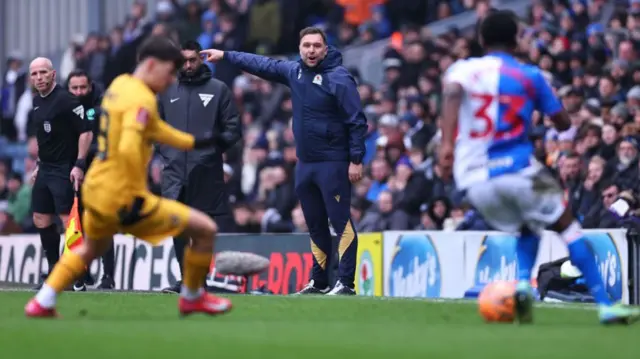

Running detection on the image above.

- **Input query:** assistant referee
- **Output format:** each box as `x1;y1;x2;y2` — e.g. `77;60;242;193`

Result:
66;69;116;290
29;57;93;289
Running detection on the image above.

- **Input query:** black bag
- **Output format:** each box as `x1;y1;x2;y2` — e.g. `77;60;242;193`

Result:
537;257;594;302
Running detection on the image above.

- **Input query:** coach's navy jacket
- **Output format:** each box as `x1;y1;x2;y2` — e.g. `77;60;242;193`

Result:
224;47;367;163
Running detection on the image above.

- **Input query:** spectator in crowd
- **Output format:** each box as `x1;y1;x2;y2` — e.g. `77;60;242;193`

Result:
1;51;27;141
358;190;410;232
59;35;86;84
0;172;32;234
176;1;204;43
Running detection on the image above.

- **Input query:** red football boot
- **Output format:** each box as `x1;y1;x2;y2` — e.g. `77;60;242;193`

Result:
25;299;59;318
179;293;232;317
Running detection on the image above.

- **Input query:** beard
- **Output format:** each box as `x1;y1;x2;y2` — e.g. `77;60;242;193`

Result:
566;103;580;113
181;68;197;77
618;155;635;167
180;64;205;79
76;92;92;107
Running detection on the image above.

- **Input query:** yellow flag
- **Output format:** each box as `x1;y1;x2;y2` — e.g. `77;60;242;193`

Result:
64;197;83;253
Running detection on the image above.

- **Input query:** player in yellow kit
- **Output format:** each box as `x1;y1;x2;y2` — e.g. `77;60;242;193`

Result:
25;36;232;318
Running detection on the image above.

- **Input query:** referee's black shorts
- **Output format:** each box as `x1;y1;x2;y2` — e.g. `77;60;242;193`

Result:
31;165;75;215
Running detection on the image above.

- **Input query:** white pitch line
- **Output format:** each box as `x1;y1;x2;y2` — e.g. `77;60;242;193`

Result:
0;286;598;311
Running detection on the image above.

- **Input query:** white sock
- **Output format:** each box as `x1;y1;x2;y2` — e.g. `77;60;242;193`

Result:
560;220;583;244
35;284;57;309
180;286;203;301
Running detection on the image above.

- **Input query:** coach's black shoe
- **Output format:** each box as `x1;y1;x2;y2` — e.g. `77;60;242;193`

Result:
162;280;182;294
294;280;330;295
326;281;356;296
97;275;115;290
73;280;87;292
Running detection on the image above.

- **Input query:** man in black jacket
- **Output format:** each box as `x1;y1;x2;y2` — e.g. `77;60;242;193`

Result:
157;40;242;294
66;69;115;290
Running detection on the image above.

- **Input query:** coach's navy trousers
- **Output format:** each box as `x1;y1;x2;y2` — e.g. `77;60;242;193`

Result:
295;160;358;288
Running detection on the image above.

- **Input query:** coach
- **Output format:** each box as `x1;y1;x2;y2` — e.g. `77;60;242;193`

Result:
157;40;241;294
65;69;115;290
29;57;92;289
201;27;367;295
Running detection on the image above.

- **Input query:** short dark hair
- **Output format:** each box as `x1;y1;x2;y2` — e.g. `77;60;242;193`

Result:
67;69;91;84
563;151;581;161
299;27;327;45
182;40;202;53
600;179;619;192
480;10;519;50
219;12;237;23
585;123;603;138
600;74;617;85
137;35;184;69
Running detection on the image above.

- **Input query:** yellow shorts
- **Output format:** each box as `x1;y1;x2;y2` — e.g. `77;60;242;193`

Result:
83;192;191;245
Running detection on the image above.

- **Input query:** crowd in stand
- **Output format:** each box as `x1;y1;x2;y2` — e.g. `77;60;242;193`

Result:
1;0;639;235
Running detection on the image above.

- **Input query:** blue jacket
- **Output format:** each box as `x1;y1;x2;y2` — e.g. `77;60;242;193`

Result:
224;47;367;163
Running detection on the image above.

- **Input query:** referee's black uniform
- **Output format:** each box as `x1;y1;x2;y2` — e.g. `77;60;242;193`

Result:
32;84;92;279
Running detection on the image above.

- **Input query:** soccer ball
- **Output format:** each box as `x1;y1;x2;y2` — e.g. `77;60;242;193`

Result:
478;281;516;323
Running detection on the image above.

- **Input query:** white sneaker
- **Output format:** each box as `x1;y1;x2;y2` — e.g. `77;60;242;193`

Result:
327;281;356;296
294;280;331;295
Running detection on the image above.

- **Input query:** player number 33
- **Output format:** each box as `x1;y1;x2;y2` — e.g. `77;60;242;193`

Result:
469;93;526;140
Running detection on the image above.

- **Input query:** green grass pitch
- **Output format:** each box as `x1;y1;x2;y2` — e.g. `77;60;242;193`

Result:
0;291;637;358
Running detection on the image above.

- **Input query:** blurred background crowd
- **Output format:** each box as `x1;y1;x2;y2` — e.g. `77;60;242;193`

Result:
0;0;638;235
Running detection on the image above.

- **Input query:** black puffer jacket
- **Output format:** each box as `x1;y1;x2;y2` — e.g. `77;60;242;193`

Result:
157;65;241;215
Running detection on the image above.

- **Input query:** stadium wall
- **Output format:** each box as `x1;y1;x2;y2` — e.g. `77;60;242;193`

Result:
1;0;92;69
0;229;632;303
0;0;211;74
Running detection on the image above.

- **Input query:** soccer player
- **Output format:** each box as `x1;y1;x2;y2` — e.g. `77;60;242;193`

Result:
440;10;639;325
25;36;232;318
66;69;116;290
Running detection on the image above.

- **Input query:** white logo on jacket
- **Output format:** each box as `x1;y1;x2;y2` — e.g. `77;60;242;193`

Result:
312;75;322;85
72;105;85;119
199;93;214;107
